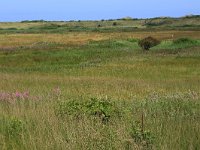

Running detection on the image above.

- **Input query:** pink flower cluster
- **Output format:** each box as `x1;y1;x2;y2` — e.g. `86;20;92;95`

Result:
0;91;30;103
0;87;62;104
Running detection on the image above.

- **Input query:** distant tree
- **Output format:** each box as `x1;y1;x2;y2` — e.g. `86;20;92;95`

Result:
138;36;160;50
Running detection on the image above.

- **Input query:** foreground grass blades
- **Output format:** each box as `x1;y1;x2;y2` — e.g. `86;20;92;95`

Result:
0;93;200;149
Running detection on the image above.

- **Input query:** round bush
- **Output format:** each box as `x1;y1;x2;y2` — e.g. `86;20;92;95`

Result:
138;36;160;50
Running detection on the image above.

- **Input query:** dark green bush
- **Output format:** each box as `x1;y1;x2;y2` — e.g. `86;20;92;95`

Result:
113;22;117;26
97;24;102;28
138;36;160;50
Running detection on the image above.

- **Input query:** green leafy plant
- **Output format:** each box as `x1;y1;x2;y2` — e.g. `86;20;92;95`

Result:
55;98;121;122
84;98;114;122
138;36;160;50
130;121;154;148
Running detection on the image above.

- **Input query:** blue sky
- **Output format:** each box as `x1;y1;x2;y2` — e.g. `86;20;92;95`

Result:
1;0;199;21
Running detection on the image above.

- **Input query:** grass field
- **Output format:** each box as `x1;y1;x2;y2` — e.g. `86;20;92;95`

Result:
0;19;200;149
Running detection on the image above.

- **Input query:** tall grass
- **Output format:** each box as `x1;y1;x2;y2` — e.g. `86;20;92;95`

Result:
0;91;200;149
0;31;200;149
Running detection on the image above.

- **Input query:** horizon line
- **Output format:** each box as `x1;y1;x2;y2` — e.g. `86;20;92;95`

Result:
1;14;199;23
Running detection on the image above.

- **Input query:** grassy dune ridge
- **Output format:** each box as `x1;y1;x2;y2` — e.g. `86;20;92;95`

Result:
0;16;200;33
0;20;200;149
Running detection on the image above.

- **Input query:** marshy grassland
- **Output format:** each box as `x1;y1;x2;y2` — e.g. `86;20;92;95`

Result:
0;18;200;150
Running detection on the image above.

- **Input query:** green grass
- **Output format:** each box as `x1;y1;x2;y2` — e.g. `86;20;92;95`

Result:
0;34;200;149
152;38;200;51
0;38;200;73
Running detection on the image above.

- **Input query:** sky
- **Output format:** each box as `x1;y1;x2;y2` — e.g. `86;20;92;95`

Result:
0;0;200;21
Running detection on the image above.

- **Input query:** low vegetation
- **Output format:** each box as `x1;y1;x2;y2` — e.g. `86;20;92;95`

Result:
0;19;200;149
173;37;198;45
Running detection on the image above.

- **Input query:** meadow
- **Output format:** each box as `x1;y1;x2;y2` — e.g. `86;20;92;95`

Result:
0;18;200;150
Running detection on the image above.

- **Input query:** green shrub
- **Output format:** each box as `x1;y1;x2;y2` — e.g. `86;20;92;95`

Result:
138;36;160;50
84;98;115;122
55;100;83;117
173;38;197;45
0;117;24;138
55;98;121;122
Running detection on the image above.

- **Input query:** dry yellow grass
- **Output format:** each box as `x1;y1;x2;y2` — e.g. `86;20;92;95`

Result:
0;20;143;29
0;22;48;29
0;31;200;49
